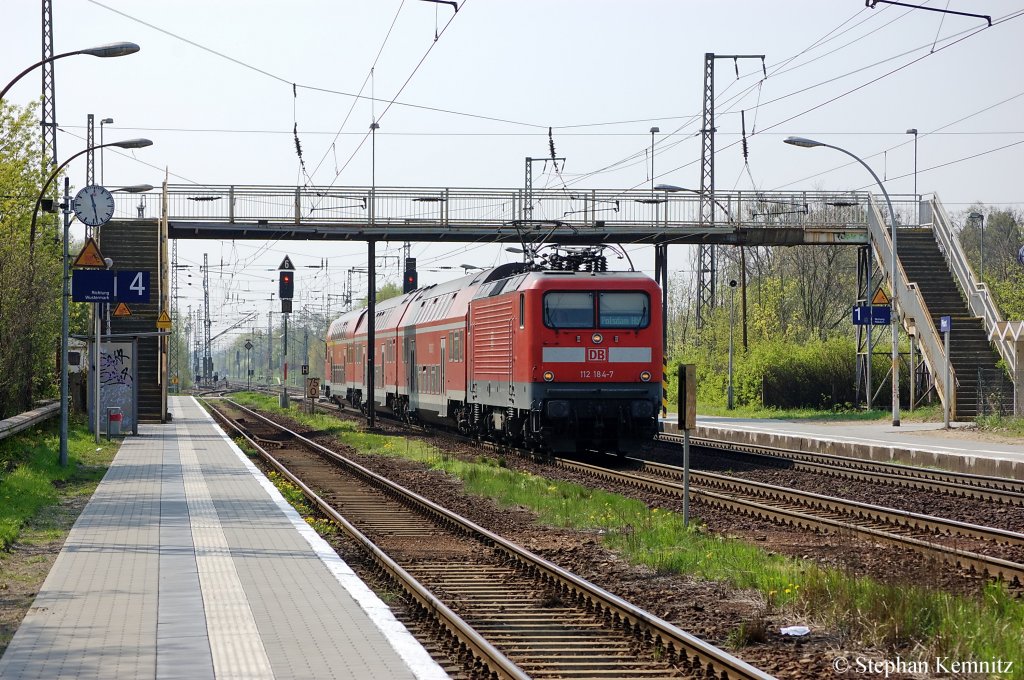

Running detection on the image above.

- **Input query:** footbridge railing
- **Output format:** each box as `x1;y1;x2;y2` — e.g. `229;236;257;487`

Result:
118;185;877;245
927;196;1015;376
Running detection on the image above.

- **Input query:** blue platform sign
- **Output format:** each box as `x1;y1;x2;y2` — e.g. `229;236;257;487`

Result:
871;305;891;325
72;270;150;303
940;315;952;333
115;271;151;303
72;270;114;302
852;305;891;326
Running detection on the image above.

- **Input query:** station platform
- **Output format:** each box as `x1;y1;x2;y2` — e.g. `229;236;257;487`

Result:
661;415;1024;480
0;396;448;680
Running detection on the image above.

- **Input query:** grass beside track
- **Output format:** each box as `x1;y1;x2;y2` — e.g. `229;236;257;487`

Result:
696;402;945;422
0;415;119;550
230;392;1024;674
977;414;1024;437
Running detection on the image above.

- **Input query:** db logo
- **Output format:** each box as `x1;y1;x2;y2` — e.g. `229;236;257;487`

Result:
587;348;608;361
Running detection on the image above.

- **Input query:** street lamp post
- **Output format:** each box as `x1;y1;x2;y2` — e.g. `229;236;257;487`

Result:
47;138;153;466
969;211;985;283
1;42;140;100
649;126;660;194
906;128;918;201
100;118;114;184
785;136;901;426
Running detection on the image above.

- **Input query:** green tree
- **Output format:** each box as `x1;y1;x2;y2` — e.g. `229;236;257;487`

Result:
0;101;63;416
358;281;403;307
957;207;1024;320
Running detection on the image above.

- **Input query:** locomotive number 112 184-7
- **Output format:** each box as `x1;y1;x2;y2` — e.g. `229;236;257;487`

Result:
580;369;615;379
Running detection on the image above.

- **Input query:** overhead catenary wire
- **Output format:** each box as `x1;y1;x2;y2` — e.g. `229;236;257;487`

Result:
85;0;545;131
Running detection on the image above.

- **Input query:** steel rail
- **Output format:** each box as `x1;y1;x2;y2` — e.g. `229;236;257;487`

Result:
633;457;1024;548
209;398;775;680
555;458;1024;587
659;432;1024;504
205;399;531;680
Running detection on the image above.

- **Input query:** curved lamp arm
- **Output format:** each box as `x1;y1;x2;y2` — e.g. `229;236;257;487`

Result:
1;43;139;100
30;138;153;249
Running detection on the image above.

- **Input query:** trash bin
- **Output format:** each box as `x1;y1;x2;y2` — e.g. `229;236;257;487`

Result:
107;407;123;439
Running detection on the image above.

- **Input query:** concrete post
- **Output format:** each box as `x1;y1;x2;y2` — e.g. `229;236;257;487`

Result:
1014;339;1023;417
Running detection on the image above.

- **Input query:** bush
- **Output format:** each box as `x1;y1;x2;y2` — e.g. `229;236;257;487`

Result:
668;336;897;410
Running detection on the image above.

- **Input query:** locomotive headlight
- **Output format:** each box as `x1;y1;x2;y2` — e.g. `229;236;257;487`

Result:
639;370;652;382
543;370;555;382
547;400;570;418
591;333;603;344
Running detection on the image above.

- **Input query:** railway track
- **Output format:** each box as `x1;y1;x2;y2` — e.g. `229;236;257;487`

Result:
230;389;1024;586
659;432;1024;506
554;457;1024;588
204;397;772;680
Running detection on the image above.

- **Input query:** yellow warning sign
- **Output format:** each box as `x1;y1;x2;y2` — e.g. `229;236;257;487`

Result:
171;375;179;385
113;302;132;317
156;309;172;329
871;289;890;306
72;237;105;268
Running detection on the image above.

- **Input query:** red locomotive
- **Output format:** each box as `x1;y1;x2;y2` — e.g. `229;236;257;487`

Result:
324;251;662;454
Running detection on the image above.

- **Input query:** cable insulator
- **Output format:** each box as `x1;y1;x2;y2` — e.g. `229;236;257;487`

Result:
740;110;749;161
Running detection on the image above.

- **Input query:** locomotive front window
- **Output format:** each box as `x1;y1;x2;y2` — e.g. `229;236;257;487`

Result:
543;292;594;328
599;292;650;328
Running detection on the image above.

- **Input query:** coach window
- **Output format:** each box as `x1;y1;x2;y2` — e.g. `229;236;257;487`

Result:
598;291;650;329
543;291;594;329
519;294;525;329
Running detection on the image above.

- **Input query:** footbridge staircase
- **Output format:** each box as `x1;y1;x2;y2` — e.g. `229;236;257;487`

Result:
869;197;1020;418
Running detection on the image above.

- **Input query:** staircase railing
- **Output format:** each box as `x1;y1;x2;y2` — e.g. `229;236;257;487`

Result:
927;196;1015;376
867;196;955;413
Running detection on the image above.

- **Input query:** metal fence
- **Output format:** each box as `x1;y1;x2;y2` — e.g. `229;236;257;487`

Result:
976;367;1015;416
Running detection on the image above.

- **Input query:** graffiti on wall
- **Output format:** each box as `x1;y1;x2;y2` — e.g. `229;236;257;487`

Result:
100;347;134;387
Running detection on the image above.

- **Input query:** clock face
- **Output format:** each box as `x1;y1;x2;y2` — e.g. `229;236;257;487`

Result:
72;185;116;227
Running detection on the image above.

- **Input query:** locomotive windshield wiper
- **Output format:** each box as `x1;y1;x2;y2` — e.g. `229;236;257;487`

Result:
635;304;648;329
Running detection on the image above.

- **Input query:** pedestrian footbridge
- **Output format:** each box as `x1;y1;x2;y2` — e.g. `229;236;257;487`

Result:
106;185;1018;419
125;185;884;245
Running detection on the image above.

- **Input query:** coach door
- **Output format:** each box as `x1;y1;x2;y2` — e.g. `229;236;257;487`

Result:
440;337;446;402
407;340;416;396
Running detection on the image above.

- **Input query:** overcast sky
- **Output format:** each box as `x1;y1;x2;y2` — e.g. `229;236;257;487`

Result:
6;0;1023;341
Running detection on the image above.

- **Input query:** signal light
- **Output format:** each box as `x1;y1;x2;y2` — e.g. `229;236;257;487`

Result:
543;370;555;382
279;271;294;299
403;269;418;293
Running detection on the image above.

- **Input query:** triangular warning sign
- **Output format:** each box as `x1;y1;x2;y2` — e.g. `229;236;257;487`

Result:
156;309;172;329
113;302;132;317
279;255;294;271
72;238;105;268
871;289;890;306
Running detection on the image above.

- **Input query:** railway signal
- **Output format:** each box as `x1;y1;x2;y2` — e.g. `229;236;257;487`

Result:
403;257;418;293
279;271;294;300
